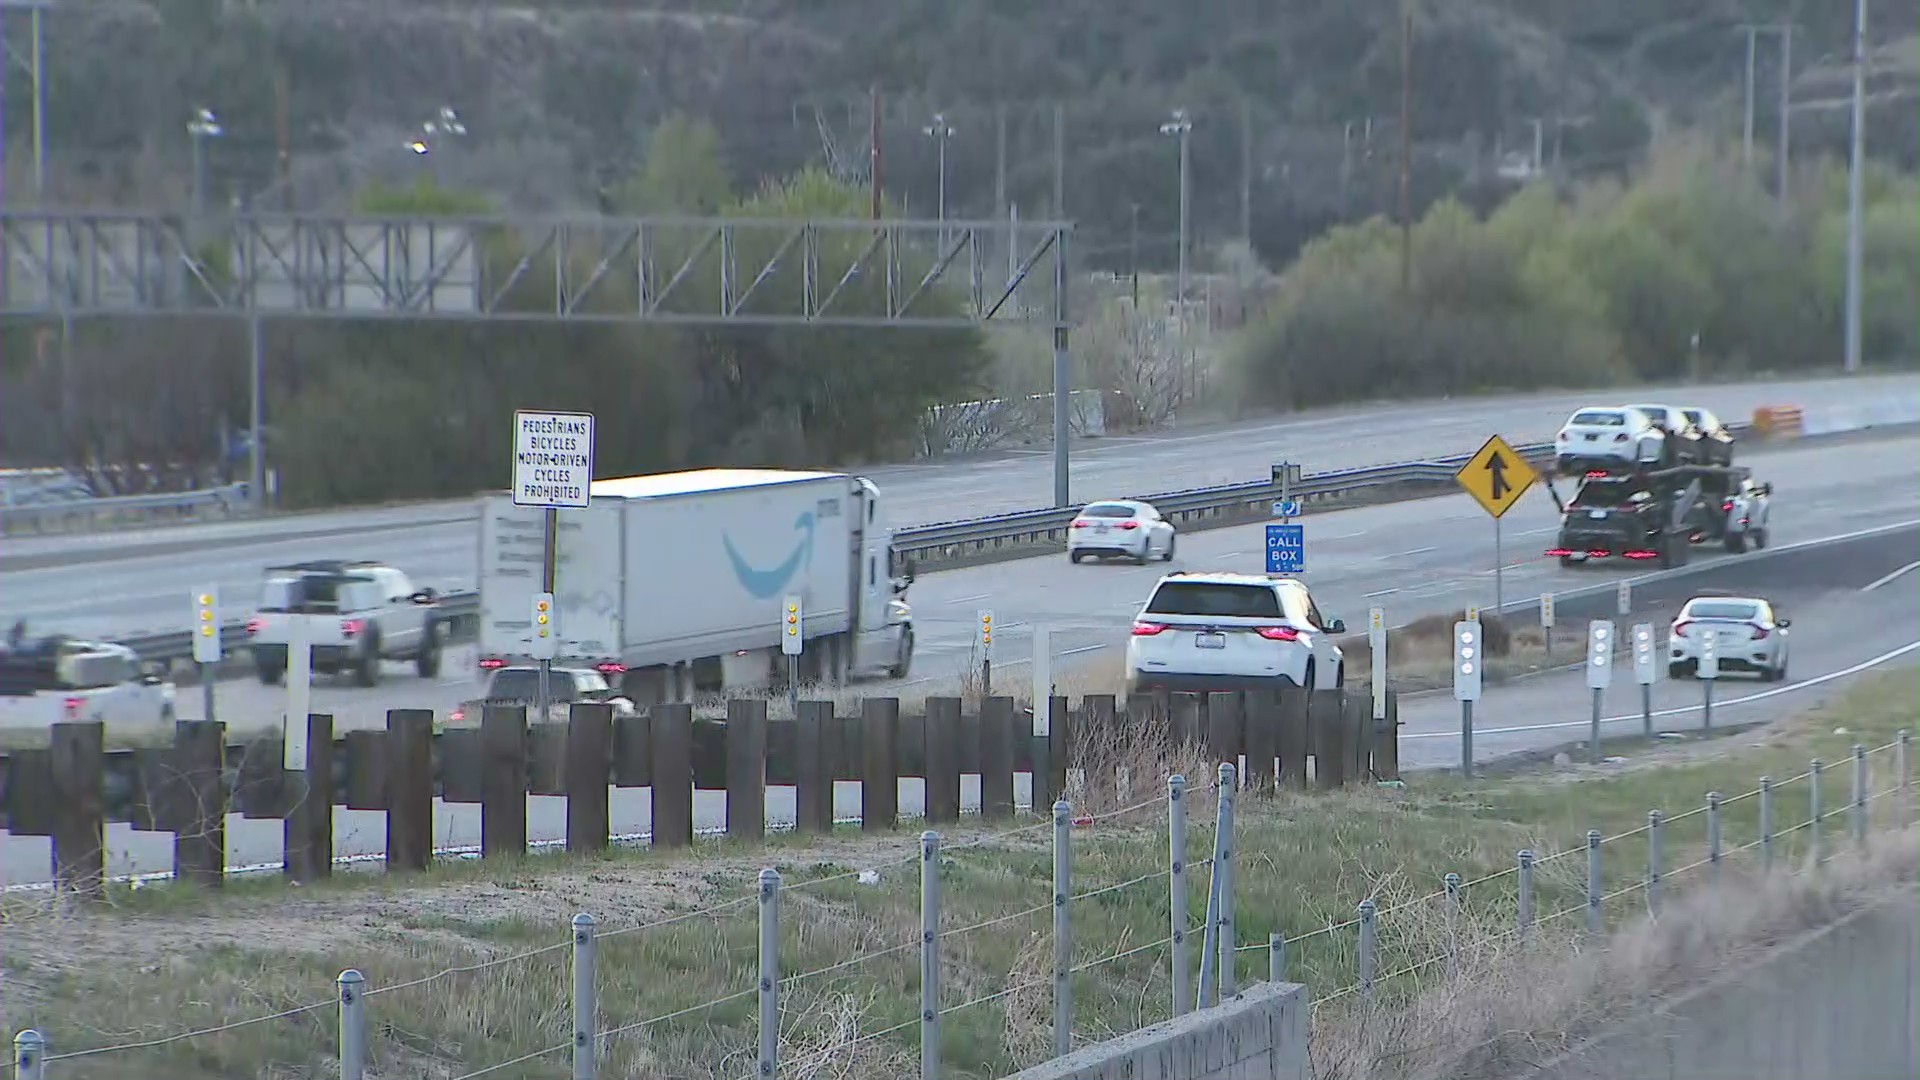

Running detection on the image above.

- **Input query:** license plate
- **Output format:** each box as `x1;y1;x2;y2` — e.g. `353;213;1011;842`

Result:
1093;525;1108;534
1585;433;1598;441
1194;632;1226;650
1588;509;1606;519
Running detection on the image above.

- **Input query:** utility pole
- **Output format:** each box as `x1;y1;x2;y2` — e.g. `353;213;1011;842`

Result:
1159;109;1193;312
1239;98;1253;244
1529;118;1544;176
1339;121;1353;218
1776;23;1793;205
1398;2;1414;292
923;113;954;243
1052;101;1065;221
1738;24;1762;169
994;102;1007;225
1843;0;1868;374
274;60;292;209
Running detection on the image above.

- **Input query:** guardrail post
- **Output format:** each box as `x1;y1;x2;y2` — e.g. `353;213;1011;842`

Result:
1444;872;1461;981
13;1030;45;1080
573;913;598;1080
1167;775;1190;1016
1809;760;1824;866
1585;830;1602;936
1851;744;1867;845
1706;793;1722;883
1646;811;1663;915
1268;932;1286;984
338;969;366;1080
1357;898;1377;1002
1052;799;1072;1058
921;832;942;1080
758;869;780;1080
1759;776;1775;871
1216;761;1237;1001
1516;850;1535;940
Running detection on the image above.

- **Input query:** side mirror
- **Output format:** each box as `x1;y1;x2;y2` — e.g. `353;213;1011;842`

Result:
1776;618;1791;628
410;589;437;604
1326;618;1347;635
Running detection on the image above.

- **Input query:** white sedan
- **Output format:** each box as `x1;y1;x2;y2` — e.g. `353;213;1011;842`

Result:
1067;500;1176;565
1554;407;1668;475
1668;595;1791;681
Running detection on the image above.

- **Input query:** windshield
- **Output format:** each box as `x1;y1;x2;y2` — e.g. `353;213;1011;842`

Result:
1684;601;1760;621
1082;503;1135;519
1570;410;1624;427
1145;582;1281;618
259;574;359;613
1569;482;1643;508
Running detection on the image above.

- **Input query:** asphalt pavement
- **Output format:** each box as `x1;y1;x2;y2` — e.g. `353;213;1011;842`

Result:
2;435;1914;885
4;372;1912;642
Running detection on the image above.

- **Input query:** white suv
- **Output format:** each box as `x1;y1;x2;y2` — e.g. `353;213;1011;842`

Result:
1124;572;1346;694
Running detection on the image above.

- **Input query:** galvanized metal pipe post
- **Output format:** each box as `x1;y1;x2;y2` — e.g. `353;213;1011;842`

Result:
1759;777;1775;871
1585;830;1602;936
1646;811;1663;914
1268;933;1286;983
1898;729;1910;790
757;870;780;1080
1706;793;1722;883
12;1030;45;1080
1444;872;1461;980
1851;744;1868;844
1516;850;1534;939
920;831;942;1080
1167;775;1191;1016
1460;699;1474;778
573;913;597;1080
1216;761;1238;1000
1357;899;1377;1002
1589;687;1604;764
338;969;367;1080
1810;759;1824;865
1052;799;1072;1058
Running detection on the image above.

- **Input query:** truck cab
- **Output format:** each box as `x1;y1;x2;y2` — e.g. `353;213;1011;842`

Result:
0;636;175;728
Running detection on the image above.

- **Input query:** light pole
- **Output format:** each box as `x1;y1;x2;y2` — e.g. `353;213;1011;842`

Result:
0;0;51;201
407;106;467;184
187;107;223;217
1843;0;1868;374
923;113;954;243
1158;109;1192;315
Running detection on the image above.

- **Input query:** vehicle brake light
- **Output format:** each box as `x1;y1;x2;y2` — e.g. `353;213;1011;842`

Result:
1131;622;1169;636
1117;521;1140;530
1585;470;1609;478
1070;520;1088;529
449;708;467;723
1255;626;1300;641
1739;517;1750;525
1722;500;1735;512
1544;547;1574;557
62;695;85;718
1623;550;1660;560
342;618;365;638
595;662;627;674
1589;549;1612;558
478;656;507;670
1750;625;1770;640
1673;620;1693;637
245;617;264;634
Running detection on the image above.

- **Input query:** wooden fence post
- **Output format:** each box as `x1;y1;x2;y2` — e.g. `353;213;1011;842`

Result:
50;721;105;899
651;703;694;849
979;696;1016;821
386;710;435;872
794;700;835;834
566;703;614;852
283;713;334;883
924;697;962;824
481;705;529;857
726;699;768;843
172;719;227;889
861;698;900;831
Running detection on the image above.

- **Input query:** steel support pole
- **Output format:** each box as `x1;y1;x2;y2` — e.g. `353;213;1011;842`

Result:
1216;761;1237;1000
921;832;942;1079
30;4;45;200
337;969;367;1080
1777;25;1793;205
1842;0;1869;374
573;913;598;1080
537;507;558;720
1051;800;1072;1058
757;870;780;1080
1168;775;1191;1016
1051;225;1071;508
248;310;265;511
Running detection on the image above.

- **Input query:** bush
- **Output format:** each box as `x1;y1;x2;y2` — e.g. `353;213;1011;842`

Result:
1230;140;1920;409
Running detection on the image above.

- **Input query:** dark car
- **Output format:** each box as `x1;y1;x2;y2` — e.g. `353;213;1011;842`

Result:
1545;475;1691;569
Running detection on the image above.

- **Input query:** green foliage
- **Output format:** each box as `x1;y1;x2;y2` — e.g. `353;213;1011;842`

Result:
1229;142;1918;410
606;112;733;216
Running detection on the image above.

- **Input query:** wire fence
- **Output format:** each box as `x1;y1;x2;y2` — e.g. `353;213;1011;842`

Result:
5;735;1911;1079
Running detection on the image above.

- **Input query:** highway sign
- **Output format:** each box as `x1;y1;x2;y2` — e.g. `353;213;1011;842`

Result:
1456;434;1536;519
512;410;596;509
1265;524;1305;574
1271;499;1301;519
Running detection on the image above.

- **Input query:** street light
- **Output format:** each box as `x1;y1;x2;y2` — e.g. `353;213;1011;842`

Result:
923;113;955;240
407;106;467;155
187;107;224;216
1158;109;1193;314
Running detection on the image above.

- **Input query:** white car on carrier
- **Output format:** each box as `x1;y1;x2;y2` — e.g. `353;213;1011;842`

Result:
1668;595;1791;681
1067;500;1177;565
1124;572;1346;694
1554;407;1668;475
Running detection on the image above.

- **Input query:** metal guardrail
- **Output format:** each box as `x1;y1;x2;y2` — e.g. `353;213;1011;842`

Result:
0;483;251;535
116;421;1788;667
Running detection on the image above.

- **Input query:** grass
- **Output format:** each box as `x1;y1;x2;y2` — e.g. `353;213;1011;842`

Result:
1;664;1913;1078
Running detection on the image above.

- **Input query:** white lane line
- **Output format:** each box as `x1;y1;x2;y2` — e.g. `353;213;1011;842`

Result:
1862;561;1920;593
1365;588;1398;598
1404;640;1920;740
947;593;990;605
1386;546;1436;558
1219;551;1246;558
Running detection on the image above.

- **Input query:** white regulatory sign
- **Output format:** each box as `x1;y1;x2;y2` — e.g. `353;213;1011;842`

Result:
512;410;596;510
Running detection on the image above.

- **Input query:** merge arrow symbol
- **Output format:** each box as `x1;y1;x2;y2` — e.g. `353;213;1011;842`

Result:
1484;451;1511;502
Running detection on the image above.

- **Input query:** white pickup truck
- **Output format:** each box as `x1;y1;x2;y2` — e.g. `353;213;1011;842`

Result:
0;636;176;728
244;560;445;686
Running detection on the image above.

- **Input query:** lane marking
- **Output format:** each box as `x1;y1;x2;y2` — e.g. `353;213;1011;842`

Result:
1387;546;1436;558
1863;561;1920;593
1365;588;1398;598
1403;640;1920;740
947;593;990;605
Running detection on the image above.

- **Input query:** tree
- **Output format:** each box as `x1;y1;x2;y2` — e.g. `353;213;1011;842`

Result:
607;113;733;216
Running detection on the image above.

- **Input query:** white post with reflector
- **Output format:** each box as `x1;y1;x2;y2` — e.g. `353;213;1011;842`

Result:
977;609;994;696
1453;621;1481;778
1632;623;1656;738
1586;620;1614;762
1698;628;1719;732
285;615;310;771
192;586;221;724
1368;607;1387;722
1540;592;1555;664
781;594;803;714
531;591;556;723
1616;581;1631;617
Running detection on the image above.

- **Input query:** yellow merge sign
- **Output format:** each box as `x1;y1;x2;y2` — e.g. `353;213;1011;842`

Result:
1456;434;1537;519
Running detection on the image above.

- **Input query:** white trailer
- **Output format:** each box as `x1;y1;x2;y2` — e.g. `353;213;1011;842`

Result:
478;468;914;702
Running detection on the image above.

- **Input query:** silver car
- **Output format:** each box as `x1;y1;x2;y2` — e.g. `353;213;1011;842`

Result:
1067;500;1177;565
1668;595;1791;681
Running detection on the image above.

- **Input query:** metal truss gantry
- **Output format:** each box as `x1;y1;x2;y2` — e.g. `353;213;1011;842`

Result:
1;209;1079;507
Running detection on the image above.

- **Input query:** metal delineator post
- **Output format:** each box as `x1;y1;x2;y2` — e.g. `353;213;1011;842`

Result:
337;969;367;1080
573;913;598;1080
1707;793;1723;882
1759;777;1775;871
1585;830;1602;936
1516;849;1535;939
1168;775;1191;1016
1052;800;1072;1057
12;1030;45;1080
1444;872;1461;981
1357;898;1377;1002
921;831;942;1080
757;870;780;1080
1216;761;1238;1000
1646;810;1664;914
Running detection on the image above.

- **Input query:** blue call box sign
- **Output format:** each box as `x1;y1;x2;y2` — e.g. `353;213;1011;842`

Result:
1265;524;1305;574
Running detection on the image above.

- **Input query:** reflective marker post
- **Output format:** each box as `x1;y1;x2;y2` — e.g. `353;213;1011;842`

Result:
1540;591;1555;665
1586;621;1614;763
1453;621;1482;778
1631;623;1656;739
192;586;222;724
1698;631;1719;731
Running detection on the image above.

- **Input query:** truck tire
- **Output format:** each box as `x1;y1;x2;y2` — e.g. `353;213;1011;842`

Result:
416;626;442;678
1724;531;1748;555
889;628;913;679
354;632;381;687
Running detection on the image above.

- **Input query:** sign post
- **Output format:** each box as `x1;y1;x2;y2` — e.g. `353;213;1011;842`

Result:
977;610;995;696
1585;620;1614;763
1368;607;1387;722
1455;434;1536;621
1632;623;1657;738
192;587;221;724
1453;621;1482;778
1698;632;1719;731
512;409;596;722
1265;524;1305;576
286;616;310;772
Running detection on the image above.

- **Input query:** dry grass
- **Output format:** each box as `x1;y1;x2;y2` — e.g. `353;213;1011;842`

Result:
0;665;1911;1078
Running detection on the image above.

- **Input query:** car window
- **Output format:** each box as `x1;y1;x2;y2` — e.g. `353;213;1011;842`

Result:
1082;503;1136;519
1636;406;1668;423
260;575;345;613
1684;600;1760;621
1570;410;1624;426
1144;582;1281;618
1277;585;1324;629
486;669;579;704
1570;482;1639;507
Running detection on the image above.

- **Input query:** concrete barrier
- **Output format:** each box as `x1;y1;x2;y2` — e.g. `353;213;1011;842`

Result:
998;980;1310;1080
1519;891;1920;1080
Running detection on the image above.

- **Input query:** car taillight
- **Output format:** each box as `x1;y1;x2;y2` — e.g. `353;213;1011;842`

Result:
478;657;507;670
1613;433;1629;442
1070;520;1089;529
1673;620;1692;638
1118;520;1140;530
342;618;365;638
62;695;85;718
1131;622;1169;636
595;662;627;674
1722;500;1734;512
245;617;264;634
1255;626;1300;641
1544;547;1574;557
449;708;467;723
1750;625;1770;640
1585;470;1609;478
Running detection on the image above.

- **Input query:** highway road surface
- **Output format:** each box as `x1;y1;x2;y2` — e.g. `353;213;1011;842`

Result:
4;372;1912;643
1;435;1914;885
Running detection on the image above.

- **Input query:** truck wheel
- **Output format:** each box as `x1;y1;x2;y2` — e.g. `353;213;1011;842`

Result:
1753;528;1767;550
416;629;442;678
1724;531;1747;555
354;634;381;687
889;628;913;679
1295;659;1316;690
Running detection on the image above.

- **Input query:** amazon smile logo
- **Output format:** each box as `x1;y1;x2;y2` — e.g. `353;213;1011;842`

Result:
723;510;817;599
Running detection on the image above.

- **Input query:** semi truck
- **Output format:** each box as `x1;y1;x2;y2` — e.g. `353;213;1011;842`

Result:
477;468;916;703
